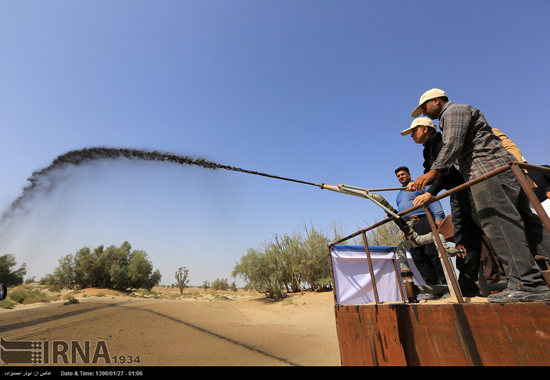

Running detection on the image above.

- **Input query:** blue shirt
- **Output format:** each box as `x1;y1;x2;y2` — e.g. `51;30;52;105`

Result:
396;188;445;221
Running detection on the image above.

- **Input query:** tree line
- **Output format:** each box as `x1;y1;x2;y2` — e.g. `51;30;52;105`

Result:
1;217;402;298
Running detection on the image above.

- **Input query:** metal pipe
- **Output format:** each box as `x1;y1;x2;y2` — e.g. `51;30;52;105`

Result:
518;162;550;174
392;259;406;302
401;269;418;302
320;184;401;218
415;284;450;294
362;232;380;305
424;205;463;303
327;245;339;305
395;231;465;268
321;184;422;246
403;164;512;218
338;184;407;192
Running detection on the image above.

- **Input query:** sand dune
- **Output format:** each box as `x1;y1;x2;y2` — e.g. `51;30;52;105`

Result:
0;288;341;367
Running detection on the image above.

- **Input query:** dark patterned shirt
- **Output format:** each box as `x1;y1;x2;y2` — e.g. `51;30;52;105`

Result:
430;102;517;181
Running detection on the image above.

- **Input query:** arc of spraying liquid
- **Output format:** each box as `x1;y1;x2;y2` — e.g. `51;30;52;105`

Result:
1;147;321;223
1;147;403;224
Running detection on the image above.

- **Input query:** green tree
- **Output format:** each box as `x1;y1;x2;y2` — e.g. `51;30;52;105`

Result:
127;250;149;290
296;223;331;291
47;242;161;291
232;234;300;300
0;254;27;287
51;254;76;289
175;267;189;295
271;233;302;293
147;270;162;291
74;247;95;289
90;245;106;286
232;246;276;297
109;263;129;290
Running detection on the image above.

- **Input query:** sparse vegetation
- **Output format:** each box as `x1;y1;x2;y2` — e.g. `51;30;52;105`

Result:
282;298;295;306
0;283;288;310
0;299;16;309
0;285;53;308
212;294;230;301
211;278;229;291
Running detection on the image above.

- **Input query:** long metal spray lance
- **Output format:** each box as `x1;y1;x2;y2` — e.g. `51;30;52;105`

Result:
251;170;412;237
247;169;407;222
318;183;417;240
318;184;406;218
242;169;406;195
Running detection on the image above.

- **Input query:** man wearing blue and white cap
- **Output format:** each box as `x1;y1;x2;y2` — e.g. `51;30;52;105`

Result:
409;88;550;303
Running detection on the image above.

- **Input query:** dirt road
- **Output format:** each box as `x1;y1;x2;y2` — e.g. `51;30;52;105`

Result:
0;290;341;367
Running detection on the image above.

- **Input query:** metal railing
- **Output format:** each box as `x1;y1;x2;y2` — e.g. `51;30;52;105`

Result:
327;162;550;304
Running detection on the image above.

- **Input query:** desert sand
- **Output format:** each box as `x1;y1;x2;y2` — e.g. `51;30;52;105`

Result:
0;287;342;367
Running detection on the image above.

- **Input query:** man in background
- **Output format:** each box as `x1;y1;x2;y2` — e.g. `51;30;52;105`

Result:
395;166;447;299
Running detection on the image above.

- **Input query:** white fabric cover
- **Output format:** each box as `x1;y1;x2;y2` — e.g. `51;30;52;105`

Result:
330;245;426;305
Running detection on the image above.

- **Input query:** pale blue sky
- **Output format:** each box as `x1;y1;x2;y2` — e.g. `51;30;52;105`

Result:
1;1;548;286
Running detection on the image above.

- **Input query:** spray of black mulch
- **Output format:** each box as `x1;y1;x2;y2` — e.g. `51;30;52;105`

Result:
0;147;323;227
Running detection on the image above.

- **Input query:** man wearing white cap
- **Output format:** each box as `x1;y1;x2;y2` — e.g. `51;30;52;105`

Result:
402;117;486;297
409;89;550;303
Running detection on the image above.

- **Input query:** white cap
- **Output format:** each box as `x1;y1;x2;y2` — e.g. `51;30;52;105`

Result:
411;88;447;117
400;117;436;136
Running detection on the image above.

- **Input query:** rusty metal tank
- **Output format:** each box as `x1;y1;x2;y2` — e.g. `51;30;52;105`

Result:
333;301;550;366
